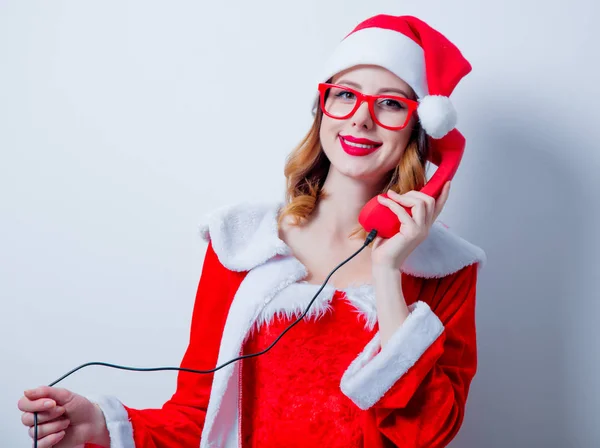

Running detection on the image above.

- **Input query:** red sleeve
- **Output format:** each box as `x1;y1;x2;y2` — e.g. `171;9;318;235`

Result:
341;263;479;447
85;241;245;448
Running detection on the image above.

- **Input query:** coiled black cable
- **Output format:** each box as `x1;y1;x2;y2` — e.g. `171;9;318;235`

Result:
32;229;377;447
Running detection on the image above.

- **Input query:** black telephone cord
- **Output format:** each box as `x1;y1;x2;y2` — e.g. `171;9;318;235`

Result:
32;230;377;447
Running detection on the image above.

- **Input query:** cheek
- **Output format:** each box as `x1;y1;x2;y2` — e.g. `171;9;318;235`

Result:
319;117;342;151
382;127;413;161
321;116;340;135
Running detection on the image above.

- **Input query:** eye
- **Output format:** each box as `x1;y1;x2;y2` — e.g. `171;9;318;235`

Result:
334;90;356;101
379;98;406;110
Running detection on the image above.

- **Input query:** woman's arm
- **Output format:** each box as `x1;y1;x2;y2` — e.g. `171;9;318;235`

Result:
371;263;411;347
341;263;479;447
85;241;245;448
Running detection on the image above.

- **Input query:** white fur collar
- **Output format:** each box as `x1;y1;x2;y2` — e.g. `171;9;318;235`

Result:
196;200;486;447
199;201;486;279
249;281;379;336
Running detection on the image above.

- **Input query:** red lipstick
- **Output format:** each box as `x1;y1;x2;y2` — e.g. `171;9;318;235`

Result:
338;134;382;156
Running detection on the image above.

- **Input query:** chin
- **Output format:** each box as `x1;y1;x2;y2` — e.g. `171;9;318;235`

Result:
322;139;396;182
331;157;383;182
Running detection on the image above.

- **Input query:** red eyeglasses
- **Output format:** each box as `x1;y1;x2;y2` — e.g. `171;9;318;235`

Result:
318;83;419;131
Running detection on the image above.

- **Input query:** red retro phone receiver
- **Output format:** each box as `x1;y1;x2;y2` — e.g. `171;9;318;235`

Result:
358;129;466;239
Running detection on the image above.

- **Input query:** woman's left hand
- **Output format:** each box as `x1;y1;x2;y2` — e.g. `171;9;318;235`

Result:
371;181;451;270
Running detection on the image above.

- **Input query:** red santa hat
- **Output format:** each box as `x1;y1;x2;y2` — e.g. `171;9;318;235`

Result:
316;14;472;139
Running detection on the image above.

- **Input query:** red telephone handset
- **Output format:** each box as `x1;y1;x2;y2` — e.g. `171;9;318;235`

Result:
358;129;466;238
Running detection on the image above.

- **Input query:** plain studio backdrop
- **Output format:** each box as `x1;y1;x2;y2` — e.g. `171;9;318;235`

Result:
1;1;599;446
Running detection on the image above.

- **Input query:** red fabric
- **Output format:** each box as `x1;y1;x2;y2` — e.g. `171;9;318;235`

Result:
240;291;377;447
86;244;479;448
347;15;472;96
84;241;246;448
365;263;479;447
240;263;478;448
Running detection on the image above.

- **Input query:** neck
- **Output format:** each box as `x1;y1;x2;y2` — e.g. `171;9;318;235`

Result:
308;167;382;243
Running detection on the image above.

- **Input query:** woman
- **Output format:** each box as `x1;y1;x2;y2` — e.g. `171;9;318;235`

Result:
18;14;486;448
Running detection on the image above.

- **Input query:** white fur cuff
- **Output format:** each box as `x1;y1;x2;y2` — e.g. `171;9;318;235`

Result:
340;301;444;410
86;395;135;448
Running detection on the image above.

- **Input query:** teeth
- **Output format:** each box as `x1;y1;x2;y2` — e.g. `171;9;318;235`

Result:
342;138;378;148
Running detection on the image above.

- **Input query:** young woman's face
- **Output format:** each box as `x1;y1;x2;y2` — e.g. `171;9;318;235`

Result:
319;65;417;183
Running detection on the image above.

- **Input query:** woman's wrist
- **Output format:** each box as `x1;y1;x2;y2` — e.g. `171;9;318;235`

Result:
371;261;403;279
89;403;111;447
371;261;409;347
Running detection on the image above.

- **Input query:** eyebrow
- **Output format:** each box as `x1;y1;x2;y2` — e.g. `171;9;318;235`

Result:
336;80;411;98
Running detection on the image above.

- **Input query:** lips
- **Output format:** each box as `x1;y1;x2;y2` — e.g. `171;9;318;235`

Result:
338;134;382;156
340;135;382;145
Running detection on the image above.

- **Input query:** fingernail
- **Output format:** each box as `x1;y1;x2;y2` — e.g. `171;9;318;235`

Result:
44;400;54;408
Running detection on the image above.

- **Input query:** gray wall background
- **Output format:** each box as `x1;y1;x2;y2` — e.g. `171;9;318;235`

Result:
1;0;599;446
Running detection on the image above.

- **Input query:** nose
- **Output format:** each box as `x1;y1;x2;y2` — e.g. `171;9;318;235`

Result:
351;100;374;130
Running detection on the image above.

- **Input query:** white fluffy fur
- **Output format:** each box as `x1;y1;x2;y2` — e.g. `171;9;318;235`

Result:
196;201;485;445
83;203;483;448
340;301;444;410
85;395;135;448
342;283;379;330
401;219;487;278
199;201;487;278
250;281;379;336
418;95;458;139
200;255;308;448
199;251;381;446
199;201;291;272
312;26;427;111
250;282;337;335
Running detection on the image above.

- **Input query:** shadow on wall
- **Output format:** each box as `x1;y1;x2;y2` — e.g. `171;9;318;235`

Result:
448;92;593;447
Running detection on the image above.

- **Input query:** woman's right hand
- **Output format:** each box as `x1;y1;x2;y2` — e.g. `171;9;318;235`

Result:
18;386;110;448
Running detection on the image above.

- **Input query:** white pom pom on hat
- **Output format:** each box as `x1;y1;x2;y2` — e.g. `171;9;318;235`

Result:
315;15;471;140
417;95;457;139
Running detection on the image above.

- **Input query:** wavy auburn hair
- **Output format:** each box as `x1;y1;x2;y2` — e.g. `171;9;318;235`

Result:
278;101;431;241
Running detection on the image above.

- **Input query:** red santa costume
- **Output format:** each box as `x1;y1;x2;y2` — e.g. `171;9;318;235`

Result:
85;14;487;448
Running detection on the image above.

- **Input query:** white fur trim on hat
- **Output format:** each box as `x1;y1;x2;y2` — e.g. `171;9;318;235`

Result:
319;27;428;98
417;95;457;139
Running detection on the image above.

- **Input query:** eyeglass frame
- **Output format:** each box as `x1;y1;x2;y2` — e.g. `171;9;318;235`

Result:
317;82;420;131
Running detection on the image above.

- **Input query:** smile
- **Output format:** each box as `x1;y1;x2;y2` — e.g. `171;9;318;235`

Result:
338;135;382;156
